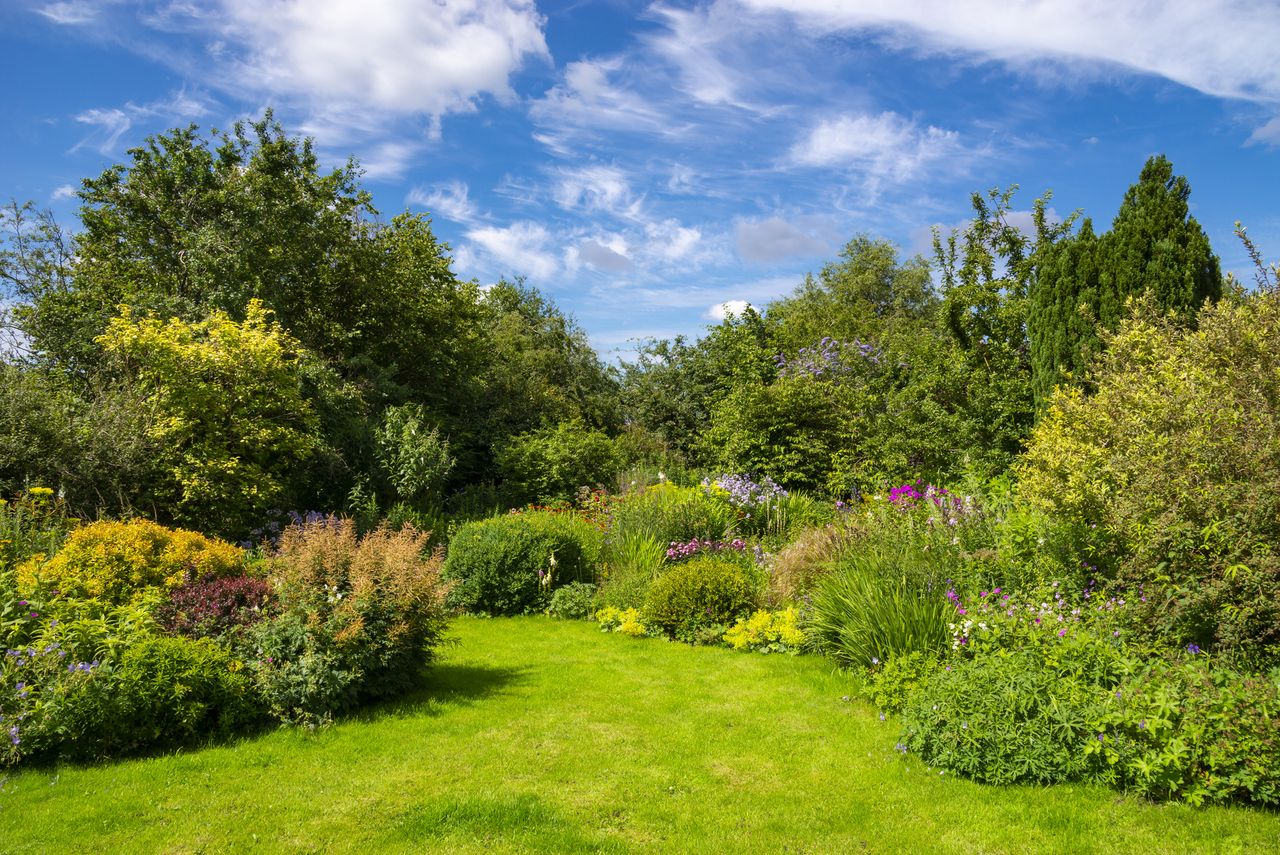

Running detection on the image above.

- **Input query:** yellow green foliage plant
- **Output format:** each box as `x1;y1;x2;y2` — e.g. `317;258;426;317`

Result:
97;301;324;538
723;608;806;654
593;605;648;637
17;519;243;605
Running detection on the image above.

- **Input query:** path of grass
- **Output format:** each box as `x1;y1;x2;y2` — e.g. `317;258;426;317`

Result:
2;617;1278;853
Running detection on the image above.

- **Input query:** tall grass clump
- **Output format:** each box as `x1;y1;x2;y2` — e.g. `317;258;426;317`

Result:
609;483;736;546
807;545;951;668
596;530;666;609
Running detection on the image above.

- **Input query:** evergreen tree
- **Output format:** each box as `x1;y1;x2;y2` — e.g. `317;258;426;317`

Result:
1029;218;1101;404
1098;155;1221;326
1027;156;1221;408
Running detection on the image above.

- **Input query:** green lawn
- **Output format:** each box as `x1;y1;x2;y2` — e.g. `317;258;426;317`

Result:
2;617;1277;854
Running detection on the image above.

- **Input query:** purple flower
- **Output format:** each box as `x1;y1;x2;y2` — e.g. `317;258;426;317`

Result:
1186;643;1202;654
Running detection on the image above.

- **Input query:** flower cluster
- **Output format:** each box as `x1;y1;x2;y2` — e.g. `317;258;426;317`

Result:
666;537;748;561
594;606;648;638
946;580;1129;652
775;337;883;379
244;509;329;548
703;474;787;509
886;481;976;526
723;608;805;654
2;641;98;759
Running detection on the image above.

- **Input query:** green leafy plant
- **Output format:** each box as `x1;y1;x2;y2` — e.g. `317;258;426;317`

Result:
442;511;601;616
641;556;760;642
547;582;597;620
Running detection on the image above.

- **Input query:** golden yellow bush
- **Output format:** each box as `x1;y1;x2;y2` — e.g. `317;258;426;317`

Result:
18;519;243;603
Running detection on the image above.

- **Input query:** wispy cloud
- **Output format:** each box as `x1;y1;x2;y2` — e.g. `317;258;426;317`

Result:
51;184;76;201
1246;116;1280;148
743;0;1280;103
462;220;560;281
407;180;481;225
790;111;963;182
35;1;98;25
70;90;210;155
735;215;833;262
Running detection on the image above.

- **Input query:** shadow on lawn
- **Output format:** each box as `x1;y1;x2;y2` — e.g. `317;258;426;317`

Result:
349;660;530;722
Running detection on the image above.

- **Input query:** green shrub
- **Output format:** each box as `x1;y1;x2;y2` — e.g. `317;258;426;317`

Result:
0;488;74;573
6;635;261;764
496;420;619;504
641;557;760;642
1018;292;1280;661
374;403;454;503
596;530;666;610
547;582;597;620
442;511;601;616
17;519;244;605
867;650;937;715
249;518;450;723
806;545;951;669
902;647;1110;786
610;483;737;546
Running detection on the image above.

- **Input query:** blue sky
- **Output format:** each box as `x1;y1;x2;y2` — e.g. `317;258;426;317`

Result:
3;0;1279;358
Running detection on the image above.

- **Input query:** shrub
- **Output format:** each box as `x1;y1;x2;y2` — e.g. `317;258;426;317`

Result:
867;650;937;716
156;574;273;641
374;403;454;503
902;646;1111;786
443;511;601;616
641;557;760;642
496;420;620;504
723;608;805;654
610;483;737;546
547;582;596;620
0;488;74;573
17;520;244;605
1018;292;1280;661
249;518;450;723
594;606;648;637
596;530;666;610
806;544;951;668
5;634;260;763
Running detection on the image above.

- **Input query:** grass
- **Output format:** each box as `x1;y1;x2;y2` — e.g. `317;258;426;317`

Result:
1;617;1278;854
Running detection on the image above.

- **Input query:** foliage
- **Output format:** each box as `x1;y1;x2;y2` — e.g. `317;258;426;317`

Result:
250;518;450;724
722;608;805;654
374;404;454;503
17;519;243;605
1018;291;1280;661
593;606;649;638
98;301;324;538
496;419;619;504
442;511;601;616
595;530;667;610
156;573;273;642
641;557;761;642
1029;156;1221;405
806;544;951;669
765;524;846;607
0;488;74;572
547;582;597;620
609;483;737;546
867;650;937;715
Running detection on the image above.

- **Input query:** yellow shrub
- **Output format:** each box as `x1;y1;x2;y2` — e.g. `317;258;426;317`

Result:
595;605;647;636
724;607;805;653
18;519;243;604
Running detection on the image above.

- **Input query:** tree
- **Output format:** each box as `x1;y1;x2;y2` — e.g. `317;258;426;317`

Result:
98;301;324;538
1027;156;1221;407
768;235;936;353
1097;155;1221;327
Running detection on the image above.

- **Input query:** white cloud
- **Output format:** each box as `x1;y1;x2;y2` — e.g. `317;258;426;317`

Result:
35;1;97;25
790;111;962;182
51;184;76;201
530;57;673;141
214;0;548;118
705;299;754;320
463;220;559;280
742;0;1280;103
71;108;131;155
643;219;703;263
1246;116;1280;147
407;180;480;224
70;91;211;155
735;216;828;262
552;165;642;217
357;141;420;180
